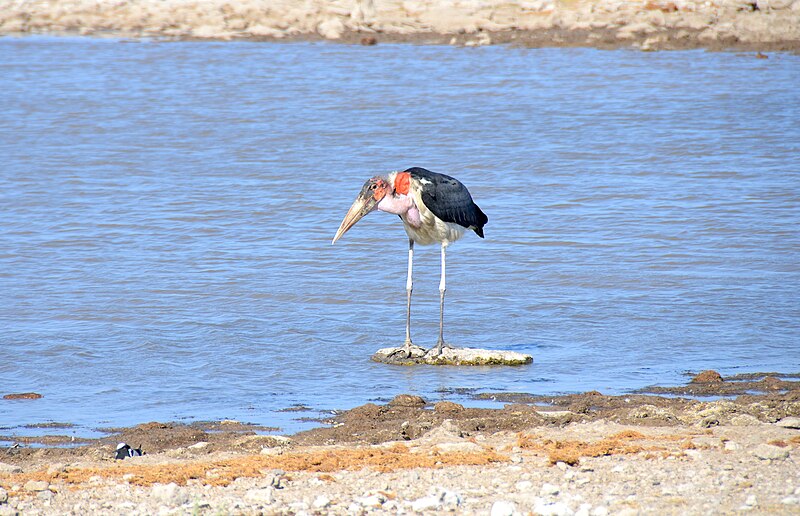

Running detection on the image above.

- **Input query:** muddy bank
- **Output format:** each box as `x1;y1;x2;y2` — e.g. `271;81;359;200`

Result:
1;371;799;514
1;0;799;51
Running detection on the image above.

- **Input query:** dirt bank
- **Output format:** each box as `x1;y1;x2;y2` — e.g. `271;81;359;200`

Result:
1;0;799;51
1;371;799;514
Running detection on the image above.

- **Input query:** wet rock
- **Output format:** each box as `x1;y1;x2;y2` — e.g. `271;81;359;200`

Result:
753;443;789;460
434;401;464;414
360;36;378;45
373;347;532;366
691;370;723;383
388;394;427;407
3;392;43;400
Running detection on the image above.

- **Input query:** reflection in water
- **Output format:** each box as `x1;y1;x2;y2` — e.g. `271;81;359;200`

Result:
1;38;799;435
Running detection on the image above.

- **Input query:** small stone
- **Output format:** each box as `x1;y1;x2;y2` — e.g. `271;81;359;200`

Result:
745;494;758;506
724;441;741;451
490;500;516;516
122;474;136;482
0;488;7;503
388;394;426;407
188;441;209;449
245;487;275;504
47;463;66;475
556;461;568;471
0;463;22;474
516;480;533;491
592;507;609;516
777;417;800;429
534;500;572;516
313;495;331;508
781;496;800;505
356;494;384;507
411;494;441;512
753;444;789;460
24;480;49;492
441;490;462;508
540;483;560;496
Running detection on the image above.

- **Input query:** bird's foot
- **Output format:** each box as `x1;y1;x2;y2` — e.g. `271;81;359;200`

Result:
426;340;456;357
389;341;426;360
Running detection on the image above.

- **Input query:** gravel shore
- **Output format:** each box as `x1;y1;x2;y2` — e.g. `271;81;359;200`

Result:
1;372;799;515
1;0;799;51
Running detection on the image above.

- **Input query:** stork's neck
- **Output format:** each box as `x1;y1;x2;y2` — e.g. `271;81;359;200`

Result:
377;191;414;215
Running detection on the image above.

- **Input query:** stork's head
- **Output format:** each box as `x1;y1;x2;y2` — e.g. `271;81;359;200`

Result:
332;176;391;244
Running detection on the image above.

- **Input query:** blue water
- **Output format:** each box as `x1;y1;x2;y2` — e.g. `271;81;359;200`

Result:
1;37;799;437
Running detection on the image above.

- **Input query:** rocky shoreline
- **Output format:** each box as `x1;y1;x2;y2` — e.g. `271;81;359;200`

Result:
1;0;799;51
1;371;799;514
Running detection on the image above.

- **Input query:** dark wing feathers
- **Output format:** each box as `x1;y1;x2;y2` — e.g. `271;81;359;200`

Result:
405;167;488;237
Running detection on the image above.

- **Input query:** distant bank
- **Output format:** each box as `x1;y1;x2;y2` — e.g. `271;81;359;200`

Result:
1;0;799;51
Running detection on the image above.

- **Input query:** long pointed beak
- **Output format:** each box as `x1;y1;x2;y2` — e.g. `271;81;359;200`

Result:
332;193;378;244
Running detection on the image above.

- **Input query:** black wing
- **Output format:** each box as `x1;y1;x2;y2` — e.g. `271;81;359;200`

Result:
406;167;488;238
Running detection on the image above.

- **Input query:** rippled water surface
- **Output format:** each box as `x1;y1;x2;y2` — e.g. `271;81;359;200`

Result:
1;37;799;436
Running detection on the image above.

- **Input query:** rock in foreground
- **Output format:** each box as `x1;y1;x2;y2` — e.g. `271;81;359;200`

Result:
372;346;532;366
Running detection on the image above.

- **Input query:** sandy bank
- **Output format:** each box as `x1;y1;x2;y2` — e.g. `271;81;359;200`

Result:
1;0;799;51
1;371;799;514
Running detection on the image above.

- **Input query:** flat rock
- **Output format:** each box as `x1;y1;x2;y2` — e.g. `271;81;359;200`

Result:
753;443;790;460
776;417;800;429
0;463;22;474
372;346;532;366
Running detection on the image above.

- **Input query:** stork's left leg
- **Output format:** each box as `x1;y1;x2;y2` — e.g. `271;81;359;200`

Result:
429;242;455;356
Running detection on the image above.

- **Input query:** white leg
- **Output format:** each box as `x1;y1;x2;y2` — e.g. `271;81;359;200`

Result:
432;242;448;354
404;239;414;348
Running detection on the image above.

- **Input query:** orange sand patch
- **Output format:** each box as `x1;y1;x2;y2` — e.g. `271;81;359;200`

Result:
517;430;681;466
3;444;507;489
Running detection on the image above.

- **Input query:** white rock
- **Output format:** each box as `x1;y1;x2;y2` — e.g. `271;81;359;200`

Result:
753;444;789;460
0;463;22;474
23;480;49;492
440;489;462;509
534;500;573;516
0;488;7;503
745;494;758;506
151;483;189;505
777;417;800;429
490;500;516;516
516;480;533;491
313;495;331;508
724;441;741;451
188;441;209;449
411;494;441;512
245;487;275;504
318;17;345;39
541;483;560;496
591;507;609;516
357;494;385;507
781;496;800;505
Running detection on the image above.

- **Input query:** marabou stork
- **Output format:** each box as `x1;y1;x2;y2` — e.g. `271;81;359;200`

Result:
332;167;488;358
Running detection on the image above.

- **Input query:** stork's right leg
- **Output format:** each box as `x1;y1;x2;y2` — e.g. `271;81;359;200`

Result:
391;239;424;359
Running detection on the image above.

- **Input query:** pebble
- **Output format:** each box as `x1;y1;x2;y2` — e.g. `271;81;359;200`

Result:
745;494;758;507
533;500;572;516
753;444;789;460
515;480;533;491
23;480;49;492
411;494;441;512
356;493;384;507
724;441;741;451
490;500;516;516
313;495;331;508
541;483;560;496
776;417;800;429
0;488;6;503
0;463;22;474
781;496;800;505
244;488;275;504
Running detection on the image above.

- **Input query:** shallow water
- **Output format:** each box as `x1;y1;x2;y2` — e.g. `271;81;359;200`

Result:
1;37;799;437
